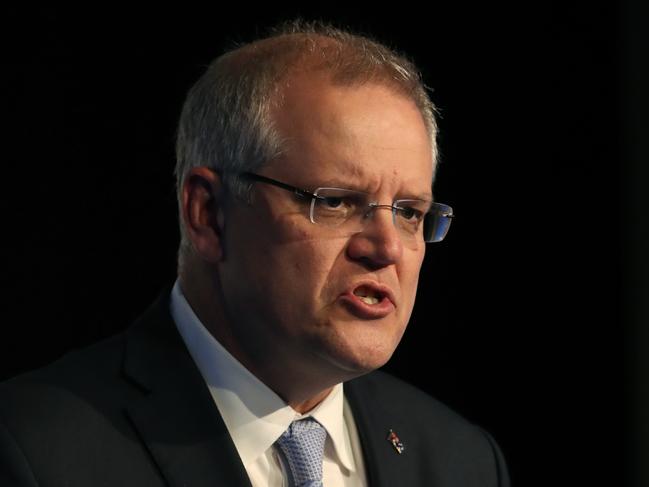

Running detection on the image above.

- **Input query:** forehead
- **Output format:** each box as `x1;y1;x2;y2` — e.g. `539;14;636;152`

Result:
270;74;435;195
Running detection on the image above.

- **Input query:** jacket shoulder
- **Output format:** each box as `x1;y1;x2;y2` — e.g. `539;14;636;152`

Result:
0;331;167;486
0;332;127;396
346;370;510;486
348;369;474;428
0;333;134;442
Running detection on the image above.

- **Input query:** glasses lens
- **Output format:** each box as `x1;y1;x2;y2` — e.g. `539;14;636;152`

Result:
311;188;453;243
423;203;453;242
311;188;368;228
393;199;432;238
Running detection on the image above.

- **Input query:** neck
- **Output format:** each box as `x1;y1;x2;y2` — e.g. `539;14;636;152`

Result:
289;388;334;414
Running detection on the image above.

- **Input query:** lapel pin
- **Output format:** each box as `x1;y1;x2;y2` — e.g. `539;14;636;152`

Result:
387;429;405;454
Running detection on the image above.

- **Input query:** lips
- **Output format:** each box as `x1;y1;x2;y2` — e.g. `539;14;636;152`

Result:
338;281;396;319
355;289;380;305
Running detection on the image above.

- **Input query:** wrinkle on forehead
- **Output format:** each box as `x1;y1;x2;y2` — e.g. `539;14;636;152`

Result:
268;75;434;198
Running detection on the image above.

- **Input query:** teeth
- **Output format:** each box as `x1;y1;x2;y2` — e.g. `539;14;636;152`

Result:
353;287;383;305
359;296;379;305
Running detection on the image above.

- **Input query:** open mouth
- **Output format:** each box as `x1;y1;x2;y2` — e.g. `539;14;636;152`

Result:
340;282;395;319
353;285;383;305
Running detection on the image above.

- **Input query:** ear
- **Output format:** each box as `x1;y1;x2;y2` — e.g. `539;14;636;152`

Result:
180;167;226;263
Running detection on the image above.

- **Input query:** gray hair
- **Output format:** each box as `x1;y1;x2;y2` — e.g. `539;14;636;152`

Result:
175;20;439;262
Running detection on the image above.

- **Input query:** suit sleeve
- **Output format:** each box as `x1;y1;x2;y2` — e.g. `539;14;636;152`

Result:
0;420;39;487
479;427;511;487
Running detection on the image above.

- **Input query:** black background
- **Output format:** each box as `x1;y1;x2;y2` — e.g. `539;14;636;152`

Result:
1;4;646;487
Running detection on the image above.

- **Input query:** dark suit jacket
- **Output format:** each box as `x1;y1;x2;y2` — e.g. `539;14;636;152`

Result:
0;292;509;486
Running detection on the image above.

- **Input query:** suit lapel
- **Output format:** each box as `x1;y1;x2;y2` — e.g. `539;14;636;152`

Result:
345;376;414;487
122;292;253;487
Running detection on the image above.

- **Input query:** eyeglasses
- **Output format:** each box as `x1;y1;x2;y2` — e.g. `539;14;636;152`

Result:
238;172;454;244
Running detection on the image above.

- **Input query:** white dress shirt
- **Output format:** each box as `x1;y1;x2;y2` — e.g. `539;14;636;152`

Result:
170;281;367;487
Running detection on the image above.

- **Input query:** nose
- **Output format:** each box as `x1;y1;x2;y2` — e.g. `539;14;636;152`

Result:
346;206;403;268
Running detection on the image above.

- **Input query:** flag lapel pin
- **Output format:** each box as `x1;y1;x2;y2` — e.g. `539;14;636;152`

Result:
387;429;405;454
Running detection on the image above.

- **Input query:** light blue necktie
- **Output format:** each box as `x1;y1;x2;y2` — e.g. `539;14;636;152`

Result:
275;418;327;487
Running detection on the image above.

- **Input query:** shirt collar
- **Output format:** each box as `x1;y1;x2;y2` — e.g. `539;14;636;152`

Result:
170;280;355;472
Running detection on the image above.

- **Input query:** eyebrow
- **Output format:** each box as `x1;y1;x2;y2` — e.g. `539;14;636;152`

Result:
313;181;433;202
404;192;434;202
312;160;433;200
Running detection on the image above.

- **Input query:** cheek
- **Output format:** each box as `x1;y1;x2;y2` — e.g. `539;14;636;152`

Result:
290;244;351;323
263;238;343;305
288;238;343;289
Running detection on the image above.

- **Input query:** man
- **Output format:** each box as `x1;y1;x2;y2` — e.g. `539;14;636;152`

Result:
0;22;509;486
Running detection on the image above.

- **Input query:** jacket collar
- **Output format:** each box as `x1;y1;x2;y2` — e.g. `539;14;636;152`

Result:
122;290;253;487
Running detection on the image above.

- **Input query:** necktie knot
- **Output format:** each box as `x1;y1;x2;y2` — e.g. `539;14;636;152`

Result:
275;418;327;487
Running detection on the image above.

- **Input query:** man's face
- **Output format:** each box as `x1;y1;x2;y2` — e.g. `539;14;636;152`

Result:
218;75;434;384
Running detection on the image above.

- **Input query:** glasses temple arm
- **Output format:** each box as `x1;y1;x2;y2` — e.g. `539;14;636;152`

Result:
240;172;324;200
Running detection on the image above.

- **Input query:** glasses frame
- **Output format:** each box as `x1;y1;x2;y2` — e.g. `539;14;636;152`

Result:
238;171;454;243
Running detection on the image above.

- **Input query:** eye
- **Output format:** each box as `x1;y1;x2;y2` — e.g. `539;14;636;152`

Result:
398;206;423;221
318;193;364;211
323;196;344;209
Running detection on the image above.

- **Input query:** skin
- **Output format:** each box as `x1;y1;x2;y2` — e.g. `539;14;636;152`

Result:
180;73;434;413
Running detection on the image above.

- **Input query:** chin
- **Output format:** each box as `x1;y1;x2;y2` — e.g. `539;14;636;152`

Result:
317;337;399;378
306;312;407;379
